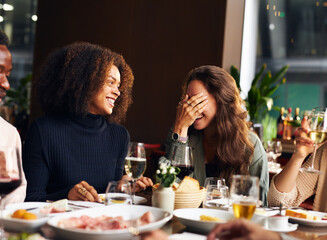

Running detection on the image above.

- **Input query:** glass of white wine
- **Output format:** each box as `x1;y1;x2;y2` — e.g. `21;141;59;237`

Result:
230;175;259;220
124;142;147;204
300;107;327;174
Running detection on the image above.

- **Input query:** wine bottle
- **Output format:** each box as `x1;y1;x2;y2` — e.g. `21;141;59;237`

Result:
292;107;301;139
277;107;285;138
282;107;293;140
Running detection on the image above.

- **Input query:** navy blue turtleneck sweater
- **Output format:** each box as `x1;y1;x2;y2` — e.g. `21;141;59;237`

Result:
23;114;129;202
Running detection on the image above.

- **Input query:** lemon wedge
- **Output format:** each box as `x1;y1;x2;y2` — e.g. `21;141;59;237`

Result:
200;215;223;222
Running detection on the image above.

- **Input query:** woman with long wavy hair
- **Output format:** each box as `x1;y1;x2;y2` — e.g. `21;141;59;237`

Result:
163;65;268;204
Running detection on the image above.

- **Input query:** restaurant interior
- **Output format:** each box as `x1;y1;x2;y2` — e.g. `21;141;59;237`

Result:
0;0;327;239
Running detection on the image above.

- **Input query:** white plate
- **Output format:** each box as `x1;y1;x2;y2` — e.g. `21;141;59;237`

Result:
48;205;172;240
98;193;147;205
264;223;298;233
6;201;103;216
1;208;49;232
173;208;234;233
284;210;327;227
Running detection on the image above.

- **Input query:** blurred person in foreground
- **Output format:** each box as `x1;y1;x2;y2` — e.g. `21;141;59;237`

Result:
0;29;27;204
161;65;268;205
140;219;284;240
268;116;327;212
207;218;286;240
23;42;152;202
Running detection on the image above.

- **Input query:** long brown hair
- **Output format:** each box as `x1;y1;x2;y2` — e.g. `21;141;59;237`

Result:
183;65;254;184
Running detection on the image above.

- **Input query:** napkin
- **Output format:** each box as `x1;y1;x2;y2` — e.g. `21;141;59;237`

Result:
169;232;207;240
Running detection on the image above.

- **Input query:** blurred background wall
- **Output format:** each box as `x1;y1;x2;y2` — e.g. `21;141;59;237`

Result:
2;0;327;144
29;0;244;144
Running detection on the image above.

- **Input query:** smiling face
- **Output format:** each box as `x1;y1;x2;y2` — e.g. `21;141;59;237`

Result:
0;45;12;104
88;65;121;115
187;80;217;130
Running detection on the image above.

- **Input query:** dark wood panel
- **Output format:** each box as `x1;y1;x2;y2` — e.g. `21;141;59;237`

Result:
31;0;227;144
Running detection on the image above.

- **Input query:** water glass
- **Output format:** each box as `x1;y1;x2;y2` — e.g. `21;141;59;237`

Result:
203;177;229;209
105;180;132;205
204;177;226;189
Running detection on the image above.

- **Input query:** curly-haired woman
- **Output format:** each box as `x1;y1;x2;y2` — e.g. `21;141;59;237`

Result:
162;65;268;204
23;42;152;202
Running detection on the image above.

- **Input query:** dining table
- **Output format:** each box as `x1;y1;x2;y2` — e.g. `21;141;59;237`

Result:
138;190;327;240
4;189;327;240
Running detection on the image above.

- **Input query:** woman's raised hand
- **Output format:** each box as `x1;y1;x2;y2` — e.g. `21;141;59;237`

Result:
68;180;101;202
174;93;208;131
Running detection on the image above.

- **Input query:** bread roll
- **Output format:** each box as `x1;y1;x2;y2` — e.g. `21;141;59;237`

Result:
176;176;199;192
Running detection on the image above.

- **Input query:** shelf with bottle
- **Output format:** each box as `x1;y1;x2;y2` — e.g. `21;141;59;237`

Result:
277;107;302;140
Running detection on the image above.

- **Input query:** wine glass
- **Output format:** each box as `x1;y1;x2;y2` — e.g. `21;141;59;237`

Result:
265;141;277;172
203;177;229;209
171;145;194;180
265;140;275;162
124;142;147;204
274;141;282;159
230;175;259;220
300;107;327;174
0;146;22;238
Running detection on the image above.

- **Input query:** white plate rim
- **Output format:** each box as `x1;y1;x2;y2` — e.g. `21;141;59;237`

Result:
6;202;49;210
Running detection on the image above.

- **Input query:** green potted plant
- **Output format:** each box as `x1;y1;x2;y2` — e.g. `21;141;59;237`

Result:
230;64;289;140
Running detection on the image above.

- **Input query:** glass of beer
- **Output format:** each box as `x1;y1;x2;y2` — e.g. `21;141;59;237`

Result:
230;175;259;220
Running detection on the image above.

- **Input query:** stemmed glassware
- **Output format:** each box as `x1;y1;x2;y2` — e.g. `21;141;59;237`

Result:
274;141;282;159
265;140;282;173
230;175;259;220
171;145;194;180
203;177;229;209
0;146;22;238
124;142;147;204
300;107;327;174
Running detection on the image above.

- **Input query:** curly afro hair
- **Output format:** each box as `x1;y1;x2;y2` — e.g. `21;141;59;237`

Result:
0;29;9;47
37;42;134;123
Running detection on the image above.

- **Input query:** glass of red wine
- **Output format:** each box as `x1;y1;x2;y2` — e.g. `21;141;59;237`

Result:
0;146;22;237
171;145;194;180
